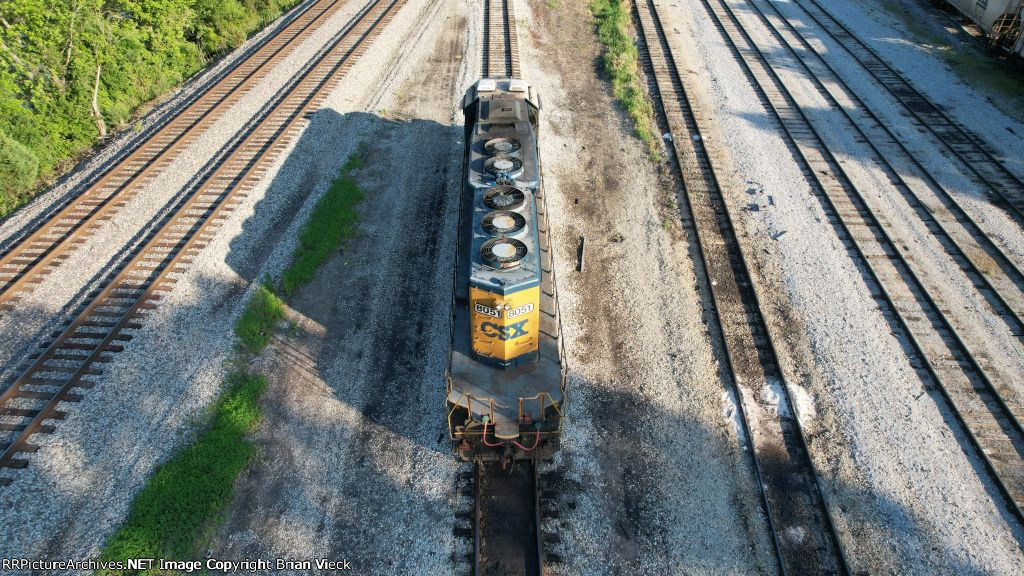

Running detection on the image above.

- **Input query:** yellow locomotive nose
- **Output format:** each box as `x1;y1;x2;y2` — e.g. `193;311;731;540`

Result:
469;196;542;366
470;285;540;364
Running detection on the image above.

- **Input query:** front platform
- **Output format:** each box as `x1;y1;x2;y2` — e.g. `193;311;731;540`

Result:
446;185;564;460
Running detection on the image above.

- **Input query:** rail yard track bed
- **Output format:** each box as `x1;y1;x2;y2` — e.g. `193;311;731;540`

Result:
668;0;1024;572
205;1;468;570
520;1;777;572
2;0;1024;573
193;1;781;573
0;0;440;561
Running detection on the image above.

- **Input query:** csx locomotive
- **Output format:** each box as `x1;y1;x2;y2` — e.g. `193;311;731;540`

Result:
446;78;565;463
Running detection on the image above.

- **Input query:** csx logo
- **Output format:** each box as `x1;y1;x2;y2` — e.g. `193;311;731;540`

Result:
481;320;529;341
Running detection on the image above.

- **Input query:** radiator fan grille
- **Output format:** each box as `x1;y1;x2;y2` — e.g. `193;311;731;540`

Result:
482;210;526;236
483;186;526;210
485;138;522;156
481;238;528;269
485;156;523;177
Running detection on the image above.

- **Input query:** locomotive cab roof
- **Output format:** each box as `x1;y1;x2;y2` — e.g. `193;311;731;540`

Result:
463;78;542;118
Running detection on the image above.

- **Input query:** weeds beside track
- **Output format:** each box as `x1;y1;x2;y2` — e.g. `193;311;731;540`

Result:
590;0;660;160
98;146;366;570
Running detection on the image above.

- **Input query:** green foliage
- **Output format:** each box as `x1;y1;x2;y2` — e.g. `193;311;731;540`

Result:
281;151;365;296
96;146;368;572
0;0;302;220
0;130;39;214
590;0;660;160
234;280;285;353
98;369;265;571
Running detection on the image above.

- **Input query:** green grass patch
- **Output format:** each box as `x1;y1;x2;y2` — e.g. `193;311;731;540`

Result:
0;0;305;221
590;0;661;160
96;148;366;574
97;370;266;572
233;280;285;354
281;150;366;296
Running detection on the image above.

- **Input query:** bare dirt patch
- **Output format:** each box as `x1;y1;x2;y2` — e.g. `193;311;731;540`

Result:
520;1;777;573
206;4;469;574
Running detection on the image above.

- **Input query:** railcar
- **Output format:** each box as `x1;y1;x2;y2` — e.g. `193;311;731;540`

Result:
446;78;565;464
942;0;1023;55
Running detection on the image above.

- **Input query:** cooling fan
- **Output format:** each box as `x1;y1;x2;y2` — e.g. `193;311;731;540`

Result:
480;237;528;269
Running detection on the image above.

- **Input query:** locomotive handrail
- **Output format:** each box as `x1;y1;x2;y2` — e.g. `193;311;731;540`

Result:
517;392;561;427
450;391;562;436
447;392;497;426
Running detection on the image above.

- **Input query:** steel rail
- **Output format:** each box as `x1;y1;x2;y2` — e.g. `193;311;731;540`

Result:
699;0;1024;525
482;0;521;78
632;1;849;573
482;0;492;78
0;0;406;484
741;1;1024;347
504;0;521;79
474;464;482;575
791;0;1024;225
0;0;348;310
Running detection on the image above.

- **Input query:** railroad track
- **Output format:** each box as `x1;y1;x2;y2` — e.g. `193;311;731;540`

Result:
0;0;406;485
483;0;521;78
0;0;354;312
632;1;848;573
790;0;1024;225
696;0;1024;527
740;2;1024;347
473;462;544;576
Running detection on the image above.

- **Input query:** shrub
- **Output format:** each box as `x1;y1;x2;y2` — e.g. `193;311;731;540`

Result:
0;130;40;214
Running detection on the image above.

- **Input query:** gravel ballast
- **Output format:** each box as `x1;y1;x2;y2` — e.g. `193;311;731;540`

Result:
205;0;469;573
522;1;777;573
664;0;1024;572
2;0;1024;572
0;0;447;568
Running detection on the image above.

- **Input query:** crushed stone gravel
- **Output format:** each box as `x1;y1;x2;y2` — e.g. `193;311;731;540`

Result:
3;0;1024;573
666;0;1024;572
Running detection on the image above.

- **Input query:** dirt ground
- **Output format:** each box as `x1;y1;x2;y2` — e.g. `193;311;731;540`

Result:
207;1;469;573
521;1;778;574
208;0;777;574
